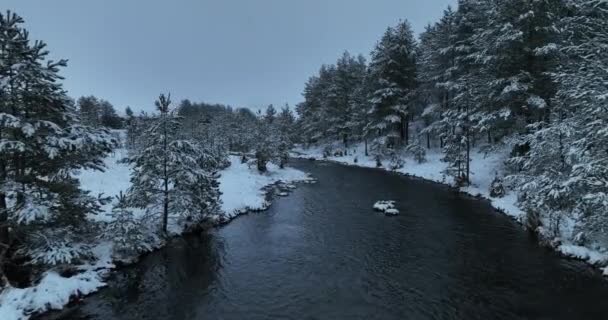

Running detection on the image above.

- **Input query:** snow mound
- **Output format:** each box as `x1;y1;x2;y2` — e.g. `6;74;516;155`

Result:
0;271;105;320
373;200;399;216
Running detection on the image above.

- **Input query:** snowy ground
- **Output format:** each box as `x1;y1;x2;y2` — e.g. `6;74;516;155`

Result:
0;151;308;320
219;156;310;219
292;143;608;274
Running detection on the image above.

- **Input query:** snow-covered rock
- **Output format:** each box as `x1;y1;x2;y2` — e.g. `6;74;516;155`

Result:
373;200;399;216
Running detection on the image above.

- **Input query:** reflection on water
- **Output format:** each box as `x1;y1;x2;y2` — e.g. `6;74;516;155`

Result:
43;159;608;320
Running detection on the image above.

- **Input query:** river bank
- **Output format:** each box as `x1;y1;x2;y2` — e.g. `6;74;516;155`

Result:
0;151;310;320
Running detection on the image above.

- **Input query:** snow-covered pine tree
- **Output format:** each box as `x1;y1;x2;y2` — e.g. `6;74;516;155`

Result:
231;108;258;153
77;96;101;128
0;11;115;286
347;64;372;153
416;7;471;185
253;106;282;172
367;20;418;150
98;99;122;129
506;0;608;241
126;94;221;235
276;105;296;168
324;51;367;148
556;0;608;246
475;0;564;142
440;1;493;186
105;193;160;258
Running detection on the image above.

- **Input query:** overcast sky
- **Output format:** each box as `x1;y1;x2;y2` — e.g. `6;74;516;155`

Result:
3;0;456;113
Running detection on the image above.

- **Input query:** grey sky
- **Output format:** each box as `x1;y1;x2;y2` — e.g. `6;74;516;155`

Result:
3;0;456;113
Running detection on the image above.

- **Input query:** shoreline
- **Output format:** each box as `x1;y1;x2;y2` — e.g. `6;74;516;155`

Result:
1;156;311;320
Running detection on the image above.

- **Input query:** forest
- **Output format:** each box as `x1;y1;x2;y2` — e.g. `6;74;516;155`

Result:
295;0;608;248
1;0;608;319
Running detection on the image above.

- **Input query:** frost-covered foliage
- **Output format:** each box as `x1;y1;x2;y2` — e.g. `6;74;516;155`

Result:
296;52;368;146
104;205;161;259
0;11;115;287
489;175;506;198
251;105;293;172
406;138;426;163
503;0;608;244
22;230;93;267
77;96;123;129
126;94;222;234
367;20;418;147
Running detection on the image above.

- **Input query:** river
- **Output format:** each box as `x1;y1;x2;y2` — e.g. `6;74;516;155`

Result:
44;159;608;319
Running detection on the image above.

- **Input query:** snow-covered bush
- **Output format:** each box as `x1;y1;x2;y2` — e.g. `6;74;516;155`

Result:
105;207;160;258
322;145;333;159
21;229;94;267
388;152;405;170
489;175;505;198
406;140;426;163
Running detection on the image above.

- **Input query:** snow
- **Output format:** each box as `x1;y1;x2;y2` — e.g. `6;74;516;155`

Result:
77;147;131;222
0;149;308;320
0;271;105;320
218;156;309;218
373;200;399;215
558;244;608;265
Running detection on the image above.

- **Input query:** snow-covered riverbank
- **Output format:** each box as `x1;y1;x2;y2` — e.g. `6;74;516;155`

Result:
292;143;608;275
0;153;308;320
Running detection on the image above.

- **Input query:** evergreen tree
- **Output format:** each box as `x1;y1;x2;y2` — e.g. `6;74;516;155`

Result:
0;11;115;286
98;100;122;129
506;0;608;239
77;96;101;127
476;0;564;141
126;94;221;235
367;20;418;149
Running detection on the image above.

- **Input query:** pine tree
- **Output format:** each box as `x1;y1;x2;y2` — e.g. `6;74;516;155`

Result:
324;51;367;148
367;20;418;149
276;105;295;167
126;94;221;235
0;11;115;286
77;96;101;127
98;100;122;129
253;106;282;172
476;0;564;141
506;0;608;240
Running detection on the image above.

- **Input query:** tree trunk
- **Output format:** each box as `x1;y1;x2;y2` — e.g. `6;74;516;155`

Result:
400;116;406;142
343;133;348;149
405;116;410;146
466;127;471;185
0;138;9;289
162;113;169;234
163;177;169;234
426;132;431;149
364;138;368;156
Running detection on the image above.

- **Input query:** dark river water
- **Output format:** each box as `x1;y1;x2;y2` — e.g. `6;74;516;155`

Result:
45;159;608;320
